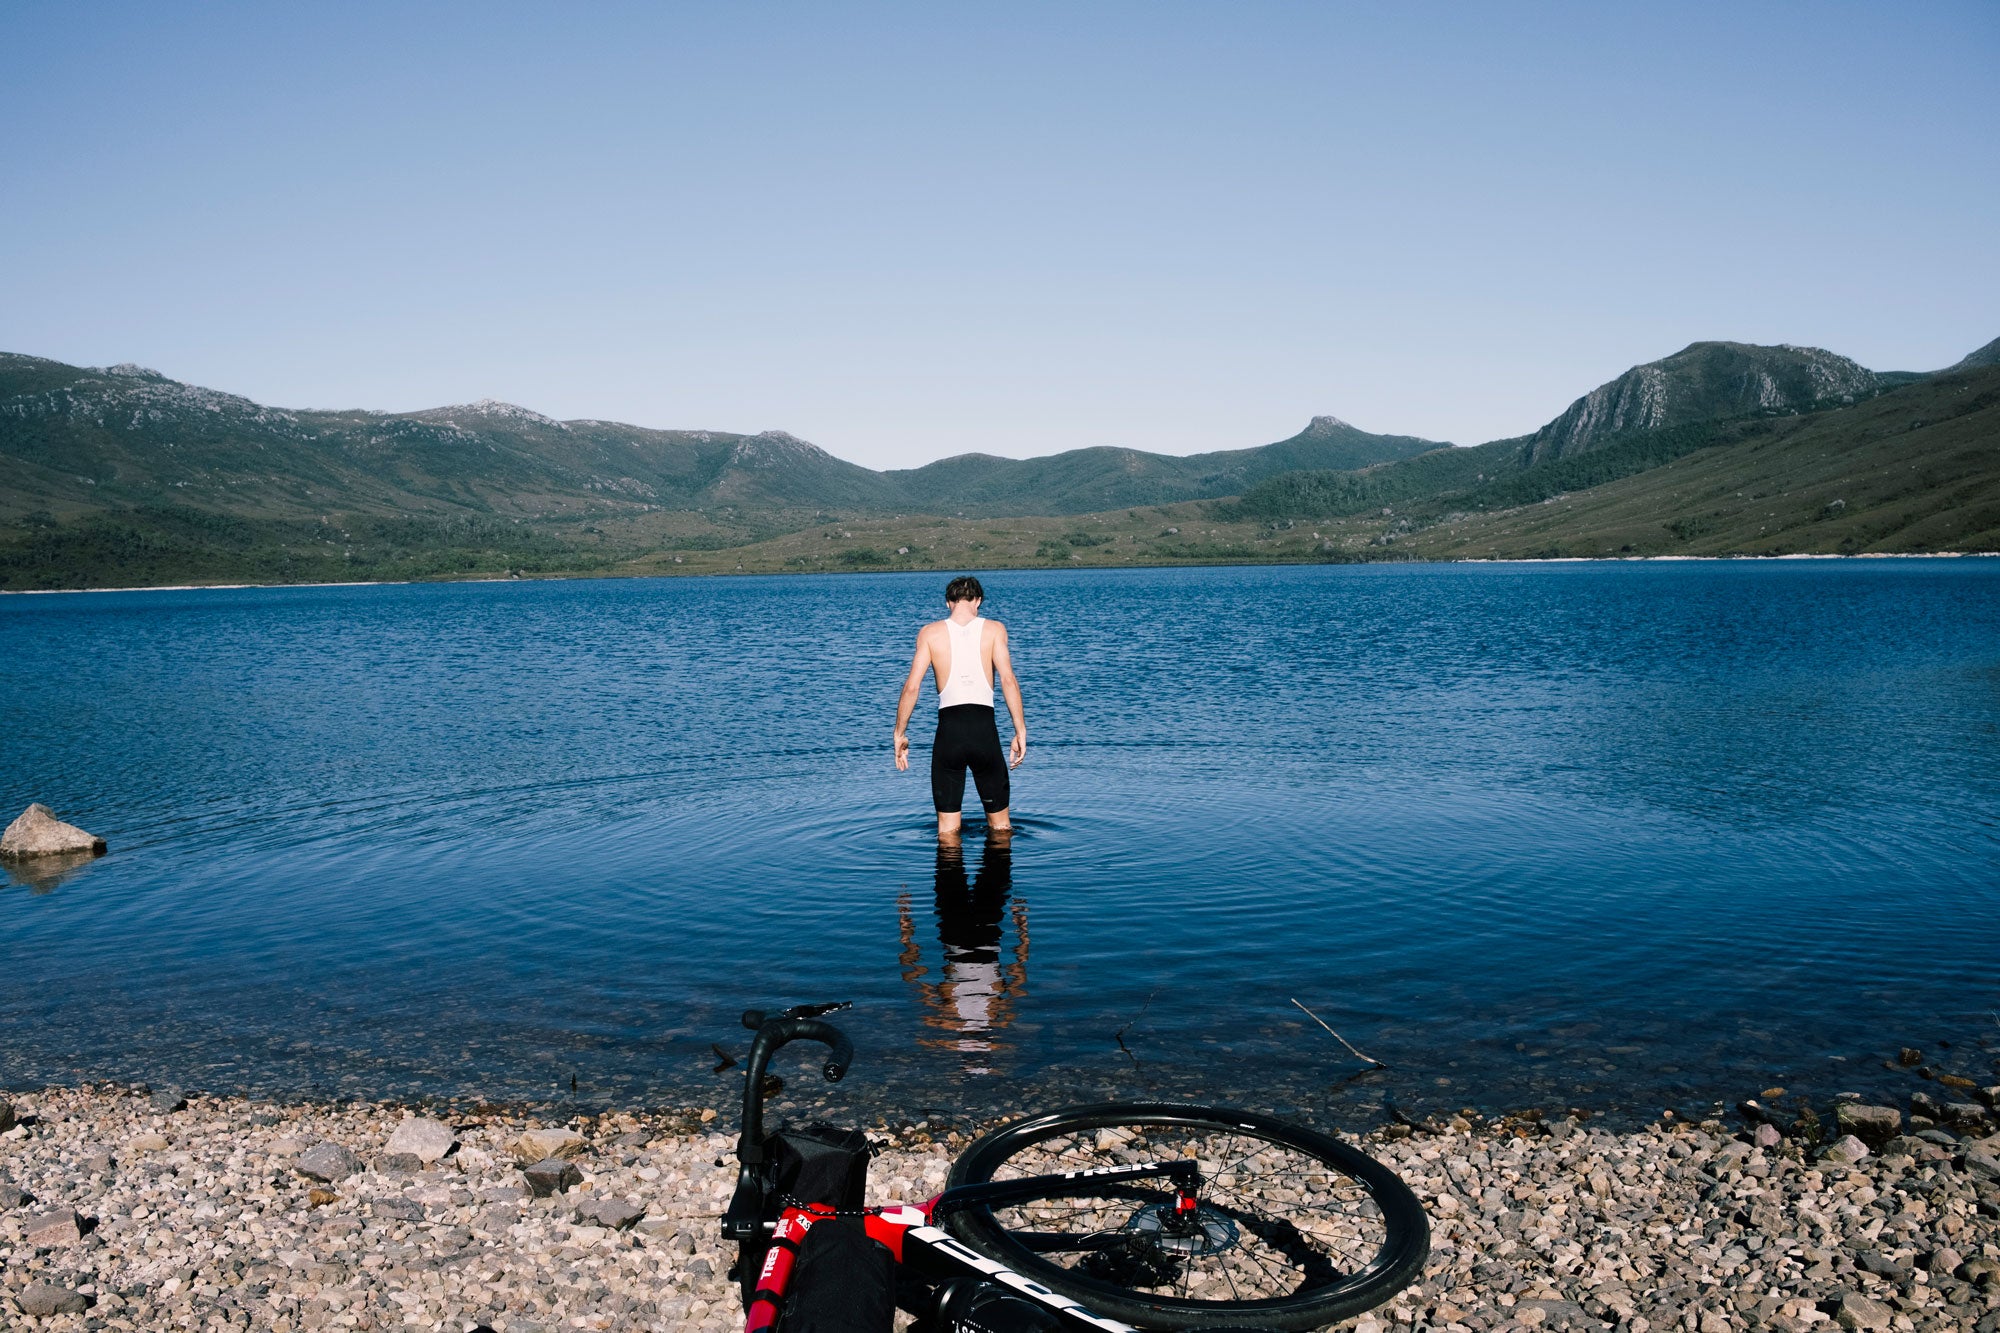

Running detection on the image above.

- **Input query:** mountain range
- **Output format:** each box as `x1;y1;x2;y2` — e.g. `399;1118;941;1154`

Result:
1;334;1994;587
0;355;1440;523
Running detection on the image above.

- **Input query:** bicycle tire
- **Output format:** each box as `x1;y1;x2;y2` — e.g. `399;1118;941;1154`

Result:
944;1102;1428;1331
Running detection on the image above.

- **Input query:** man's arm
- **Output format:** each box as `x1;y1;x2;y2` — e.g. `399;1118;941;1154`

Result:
992;621;1027;768
893;629;932;771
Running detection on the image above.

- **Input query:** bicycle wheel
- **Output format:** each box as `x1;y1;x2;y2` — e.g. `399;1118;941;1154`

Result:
945;1102;1428;1331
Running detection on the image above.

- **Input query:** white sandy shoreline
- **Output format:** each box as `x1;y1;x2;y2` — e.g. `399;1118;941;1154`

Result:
2;552;1993;597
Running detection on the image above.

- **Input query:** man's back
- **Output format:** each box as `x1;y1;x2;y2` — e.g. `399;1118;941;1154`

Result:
924;615;998;709
894;577;1028;839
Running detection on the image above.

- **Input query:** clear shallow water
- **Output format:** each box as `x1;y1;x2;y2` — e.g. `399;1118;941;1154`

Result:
2;562;1997;1129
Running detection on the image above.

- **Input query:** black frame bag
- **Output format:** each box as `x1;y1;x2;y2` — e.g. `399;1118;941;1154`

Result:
735;1121;878;1316
785;1216;896;1333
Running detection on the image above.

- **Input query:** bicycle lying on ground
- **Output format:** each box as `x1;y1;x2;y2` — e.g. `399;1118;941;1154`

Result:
719;1004;1429;1333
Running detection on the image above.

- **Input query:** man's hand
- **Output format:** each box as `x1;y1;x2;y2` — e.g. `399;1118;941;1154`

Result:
894;731;910;771
1009;731;1026;769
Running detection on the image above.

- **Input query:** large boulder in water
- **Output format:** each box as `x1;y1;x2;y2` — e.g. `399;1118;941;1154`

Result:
0;804;107;859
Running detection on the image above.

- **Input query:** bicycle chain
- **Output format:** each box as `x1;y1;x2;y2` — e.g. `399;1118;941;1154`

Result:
777;1192;875;1217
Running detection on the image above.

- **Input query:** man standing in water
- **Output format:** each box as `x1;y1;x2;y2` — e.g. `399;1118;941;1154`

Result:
893;576;1027;840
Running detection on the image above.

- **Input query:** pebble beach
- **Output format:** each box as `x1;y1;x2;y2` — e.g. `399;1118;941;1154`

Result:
3;1083;1997;1333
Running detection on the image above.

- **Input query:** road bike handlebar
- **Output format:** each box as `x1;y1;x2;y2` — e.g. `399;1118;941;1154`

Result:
735;1014;854;1168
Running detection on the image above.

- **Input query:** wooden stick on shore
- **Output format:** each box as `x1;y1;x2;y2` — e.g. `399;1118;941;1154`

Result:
1290;997;1386;1069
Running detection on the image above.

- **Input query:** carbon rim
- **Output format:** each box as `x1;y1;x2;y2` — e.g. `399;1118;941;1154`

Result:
945;1102;1428;1331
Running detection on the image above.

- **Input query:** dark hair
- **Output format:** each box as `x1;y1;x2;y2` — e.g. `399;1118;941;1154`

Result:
944;575;985;605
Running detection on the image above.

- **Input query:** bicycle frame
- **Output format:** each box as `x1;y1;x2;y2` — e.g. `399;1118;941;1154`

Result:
743;1159;1204;1333
722;1008;1210;1332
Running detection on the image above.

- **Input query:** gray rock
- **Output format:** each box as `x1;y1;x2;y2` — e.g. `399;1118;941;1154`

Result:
1834;1104;1900;1146
1928;1246;1964;1276
1753;1122;1782;1149
474;1204;519;1233
1834;1290;1892;1330
1962;1148;2000;1180
0;803;107;858
1943;1102;1994;1133
1857;1251;1912;1283
26;1206;83;1246
293;1140;361;1182
512;1127;587;1161
1819;1134;1870;1167
1712;1140;1752;1171
17;1281;89;1317
150;1086;187;1113
380;1152;422;1172
0;1179;27;1209
1961;1256;2000;1288
385;1115;455;1164
1515;1297;1600;1328
576;1196;644;1230
0;1101;13;1132
522;1158;582;1197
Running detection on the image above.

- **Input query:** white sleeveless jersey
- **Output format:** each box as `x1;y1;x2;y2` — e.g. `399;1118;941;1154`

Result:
937;616;993;709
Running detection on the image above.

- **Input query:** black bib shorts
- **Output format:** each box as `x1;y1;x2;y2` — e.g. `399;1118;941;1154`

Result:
932;704;1011;815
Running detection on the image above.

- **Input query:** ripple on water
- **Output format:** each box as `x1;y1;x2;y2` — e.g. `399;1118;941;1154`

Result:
1;562;1997;1121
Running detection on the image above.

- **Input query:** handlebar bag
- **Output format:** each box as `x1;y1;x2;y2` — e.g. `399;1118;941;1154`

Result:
785;1217;895;1333
769;1121;870;1210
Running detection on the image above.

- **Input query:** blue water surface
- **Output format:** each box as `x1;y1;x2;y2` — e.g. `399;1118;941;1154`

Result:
2;561;1997;1127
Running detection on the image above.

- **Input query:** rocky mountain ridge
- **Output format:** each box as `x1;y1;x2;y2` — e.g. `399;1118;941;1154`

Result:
0;352;1439;521
1524;341;1906;465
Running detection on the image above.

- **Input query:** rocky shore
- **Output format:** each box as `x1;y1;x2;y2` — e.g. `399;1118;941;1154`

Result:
2;1084;1996;1333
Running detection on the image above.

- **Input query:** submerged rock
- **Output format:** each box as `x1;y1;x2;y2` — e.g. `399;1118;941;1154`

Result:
0;803;107;858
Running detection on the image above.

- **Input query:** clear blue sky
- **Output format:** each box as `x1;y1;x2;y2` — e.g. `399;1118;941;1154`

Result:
3;2;1994;469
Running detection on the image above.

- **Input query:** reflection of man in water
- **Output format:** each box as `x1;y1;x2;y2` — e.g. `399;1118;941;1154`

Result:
899;838;1028;1075
892;575;1027;841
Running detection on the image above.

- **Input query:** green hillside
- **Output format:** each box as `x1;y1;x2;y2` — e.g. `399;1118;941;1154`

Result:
0;354;1435;527
1397;364;2000;558
2;337;1994;590
887;415;1441;515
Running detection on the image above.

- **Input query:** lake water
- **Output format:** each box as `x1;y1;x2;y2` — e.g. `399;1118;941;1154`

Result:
3;561;1997;1130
